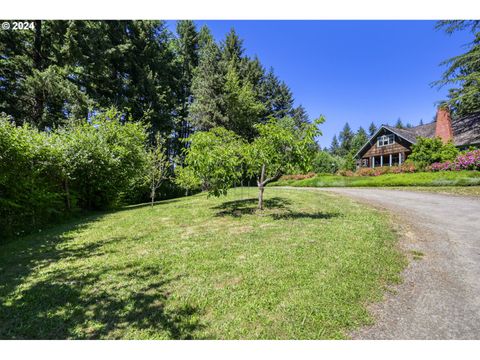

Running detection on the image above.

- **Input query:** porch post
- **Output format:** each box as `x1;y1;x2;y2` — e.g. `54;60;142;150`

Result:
372;156;375;168
389;154;392;166
399;152;402;165
380;155;383;167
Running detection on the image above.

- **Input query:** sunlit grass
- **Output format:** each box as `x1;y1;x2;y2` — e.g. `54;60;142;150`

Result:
0;188;405;339
272;171;480;188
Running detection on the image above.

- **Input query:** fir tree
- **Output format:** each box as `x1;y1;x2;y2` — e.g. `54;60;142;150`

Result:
188;35;227;131
338;122;354;156
395;118;404;129
330;135;340;155
368;122;377;136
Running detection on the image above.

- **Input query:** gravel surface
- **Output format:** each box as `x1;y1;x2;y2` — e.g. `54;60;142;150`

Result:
283;187;480;339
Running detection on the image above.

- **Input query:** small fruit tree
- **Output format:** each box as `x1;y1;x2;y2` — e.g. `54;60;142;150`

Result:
177;116;324;209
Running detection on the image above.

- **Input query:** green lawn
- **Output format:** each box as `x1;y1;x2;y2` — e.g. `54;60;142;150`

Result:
272;171;480;188
389;186;480;197
0;188;405;339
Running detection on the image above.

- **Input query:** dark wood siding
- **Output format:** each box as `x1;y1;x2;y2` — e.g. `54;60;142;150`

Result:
359;128;413;159
364;140;410;157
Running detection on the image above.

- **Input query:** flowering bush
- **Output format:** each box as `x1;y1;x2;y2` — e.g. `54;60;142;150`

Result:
429;150;480;171
280;172;316;181
349;163;416;177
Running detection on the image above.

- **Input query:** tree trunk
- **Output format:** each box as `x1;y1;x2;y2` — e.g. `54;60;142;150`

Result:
257;164;266;210
63;179;71;211
33;20;44;126
151;178;155;207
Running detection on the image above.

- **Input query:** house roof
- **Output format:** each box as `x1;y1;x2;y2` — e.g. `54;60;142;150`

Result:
451;111;480;146
356;111;480;158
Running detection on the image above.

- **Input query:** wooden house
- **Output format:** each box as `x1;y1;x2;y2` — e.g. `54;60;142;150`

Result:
355;107;480;168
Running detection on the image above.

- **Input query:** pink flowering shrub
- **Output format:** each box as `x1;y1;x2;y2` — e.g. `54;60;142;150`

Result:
429;150;480;171
351;163;416;177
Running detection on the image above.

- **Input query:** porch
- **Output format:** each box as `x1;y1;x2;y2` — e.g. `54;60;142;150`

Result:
359;152;406;168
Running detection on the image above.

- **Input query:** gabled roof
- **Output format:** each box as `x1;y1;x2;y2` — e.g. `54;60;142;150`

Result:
354;125;420;158
355;111;480;158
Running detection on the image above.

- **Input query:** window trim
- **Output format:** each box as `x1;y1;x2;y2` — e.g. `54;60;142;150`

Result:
377;134;395;147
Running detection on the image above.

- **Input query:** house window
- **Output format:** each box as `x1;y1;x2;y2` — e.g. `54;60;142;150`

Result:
377;134;395;147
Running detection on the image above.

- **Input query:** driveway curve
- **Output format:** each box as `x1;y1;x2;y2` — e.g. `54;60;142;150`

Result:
284;187;480;339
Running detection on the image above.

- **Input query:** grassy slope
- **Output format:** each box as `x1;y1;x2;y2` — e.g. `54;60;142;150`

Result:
272;171;480;188
388;186;480;197
0;188;405;339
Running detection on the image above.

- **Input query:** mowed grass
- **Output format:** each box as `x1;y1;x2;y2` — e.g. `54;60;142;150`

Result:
389;186;480;197
272;171;480;188
0;188;405;339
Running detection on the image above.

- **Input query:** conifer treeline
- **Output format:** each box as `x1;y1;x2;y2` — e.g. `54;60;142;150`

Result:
0;20;309;160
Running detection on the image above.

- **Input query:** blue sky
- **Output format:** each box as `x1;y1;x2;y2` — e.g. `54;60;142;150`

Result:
166;20;473;148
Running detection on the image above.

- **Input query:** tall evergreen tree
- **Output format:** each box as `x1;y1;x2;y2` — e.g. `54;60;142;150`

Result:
395;118;404;129
223;61;265;139
188;33;227;131
173;20;199;157
368;122;377;136
352;126;368;154
259;69;295;120
435;21;480;115
330;135;340;156
221;28;244;70
291;105;310;128
419;119;424;125
338;122;354;156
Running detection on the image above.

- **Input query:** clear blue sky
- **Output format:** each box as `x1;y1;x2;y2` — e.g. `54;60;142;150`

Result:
166;20;473;148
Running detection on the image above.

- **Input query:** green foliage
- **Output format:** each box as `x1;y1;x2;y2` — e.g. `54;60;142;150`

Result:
0;109;149;238
178;117;324;200
409;137;460;169
435;22;480;116
368;122;378;136
338;122;354;157
313;151;343;174
0;116;64;237
342;152;357;171
60;109;149;210
148;132;171;205
351;126;368;154
223;62;266;139
245;117;323;184
181;127;245;197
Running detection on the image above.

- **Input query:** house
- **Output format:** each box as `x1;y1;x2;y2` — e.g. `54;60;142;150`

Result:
355;107;480;168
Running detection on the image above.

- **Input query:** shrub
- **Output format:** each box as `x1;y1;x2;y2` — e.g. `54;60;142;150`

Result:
352;163;416;177
0;117;64;237
0;108;150;239
313;151;343;174
429;149;480;172
280;172;316;181
409;137;459;169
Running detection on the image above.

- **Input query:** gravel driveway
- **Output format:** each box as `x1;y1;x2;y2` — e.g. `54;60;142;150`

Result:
285;187;480;339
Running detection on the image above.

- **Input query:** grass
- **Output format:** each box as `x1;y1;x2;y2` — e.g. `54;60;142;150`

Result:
271;171;480;188
0;188;405;339
389;186;480;197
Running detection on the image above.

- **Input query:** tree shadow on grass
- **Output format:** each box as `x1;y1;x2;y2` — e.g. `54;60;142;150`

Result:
271;211;341;220
0;215;203;339
0;262;202;339
213;197;340;221
213;197;292;217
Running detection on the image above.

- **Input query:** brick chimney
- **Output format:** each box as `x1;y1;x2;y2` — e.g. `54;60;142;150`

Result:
435;106;453;143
